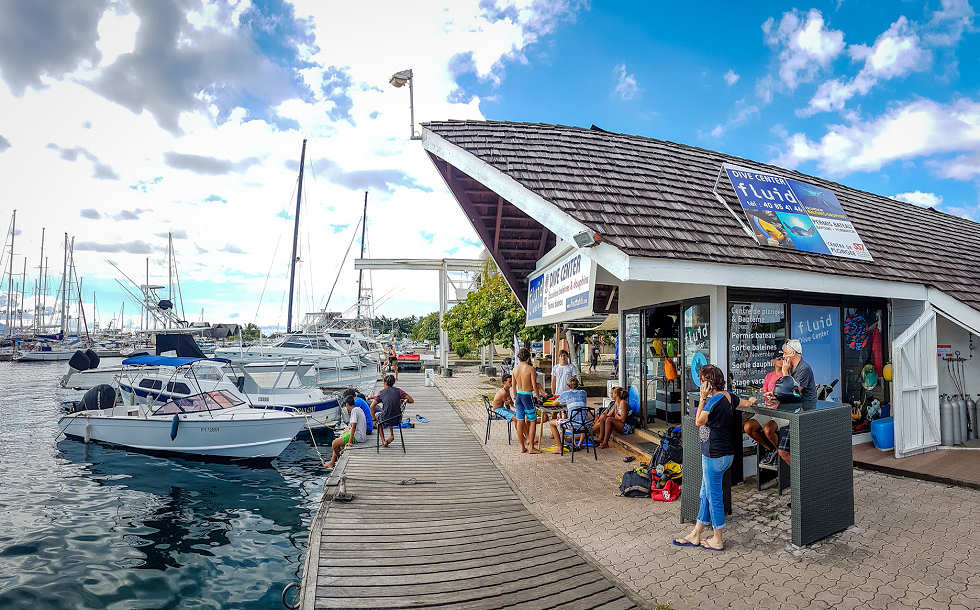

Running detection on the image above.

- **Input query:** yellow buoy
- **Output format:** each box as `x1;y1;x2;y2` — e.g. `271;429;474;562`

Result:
882;363;893;382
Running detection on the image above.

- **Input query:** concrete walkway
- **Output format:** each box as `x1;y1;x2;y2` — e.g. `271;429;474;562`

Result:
435;366;980;610
300;373;637;609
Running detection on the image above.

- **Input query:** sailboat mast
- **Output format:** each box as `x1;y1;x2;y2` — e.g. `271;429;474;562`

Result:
356;191;368;322
36;227;44;331
60;232;68;335
7;209;15;336
286;138;307;333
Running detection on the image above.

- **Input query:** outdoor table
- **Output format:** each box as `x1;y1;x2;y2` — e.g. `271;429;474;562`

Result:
537;404;566;447
681;400;853;546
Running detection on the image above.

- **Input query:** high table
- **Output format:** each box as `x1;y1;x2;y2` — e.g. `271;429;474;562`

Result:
681;400;854;546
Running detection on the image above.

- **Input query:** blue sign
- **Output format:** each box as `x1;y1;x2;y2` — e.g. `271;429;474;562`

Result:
527;274;544;321
723;165;872;261
790;305;841;402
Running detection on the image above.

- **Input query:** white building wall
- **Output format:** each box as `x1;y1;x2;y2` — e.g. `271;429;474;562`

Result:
936;315;980;397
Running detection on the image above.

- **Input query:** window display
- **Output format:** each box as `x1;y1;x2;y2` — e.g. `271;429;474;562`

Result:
683;302;710;394
842;305;888;434
624;313;641;416
729;302;786;399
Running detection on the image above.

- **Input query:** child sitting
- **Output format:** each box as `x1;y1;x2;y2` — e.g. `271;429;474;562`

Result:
547;376;592;450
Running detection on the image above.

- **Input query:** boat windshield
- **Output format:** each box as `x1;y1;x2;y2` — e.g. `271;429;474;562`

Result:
152;390;244;416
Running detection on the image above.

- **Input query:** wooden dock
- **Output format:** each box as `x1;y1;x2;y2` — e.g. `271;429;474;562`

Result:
300;373;636;609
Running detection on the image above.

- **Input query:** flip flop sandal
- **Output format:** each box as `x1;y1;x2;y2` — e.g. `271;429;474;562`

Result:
672;539;698;547
416;415;429;423
700;541;724;552
623;456;636;463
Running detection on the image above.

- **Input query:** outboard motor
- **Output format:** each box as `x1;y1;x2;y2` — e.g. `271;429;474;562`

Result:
68;350;91;372
74;384;117;413
84;348;100;370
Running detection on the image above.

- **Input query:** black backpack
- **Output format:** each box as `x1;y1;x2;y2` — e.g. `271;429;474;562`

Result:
618;470;651;498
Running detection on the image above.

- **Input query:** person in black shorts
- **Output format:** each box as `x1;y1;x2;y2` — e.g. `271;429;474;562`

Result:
370;374;414;446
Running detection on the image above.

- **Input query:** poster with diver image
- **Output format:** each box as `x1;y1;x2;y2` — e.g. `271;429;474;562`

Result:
790;304;841;402
721;164;873;261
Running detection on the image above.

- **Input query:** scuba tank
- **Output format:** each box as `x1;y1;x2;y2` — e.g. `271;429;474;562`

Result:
956;395;969;444
940;394;955;446
968;395;978;441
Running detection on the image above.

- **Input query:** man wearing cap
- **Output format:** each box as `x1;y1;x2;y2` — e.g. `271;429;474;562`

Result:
761;340;817;466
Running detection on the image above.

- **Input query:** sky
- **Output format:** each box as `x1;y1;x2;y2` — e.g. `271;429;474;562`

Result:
0;0;977;331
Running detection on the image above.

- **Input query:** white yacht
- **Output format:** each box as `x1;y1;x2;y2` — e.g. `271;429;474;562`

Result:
115;356;342;429
213;332;374;370
59;388;307;460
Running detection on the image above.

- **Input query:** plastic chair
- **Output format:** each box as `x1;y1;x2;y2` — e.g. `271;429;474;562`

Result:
481;395;513;445
559;407;598;463
376;399;407;454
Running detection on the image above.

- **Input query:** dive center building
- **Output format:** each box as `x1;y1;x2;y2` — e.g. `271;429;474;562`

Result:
421;120;980;461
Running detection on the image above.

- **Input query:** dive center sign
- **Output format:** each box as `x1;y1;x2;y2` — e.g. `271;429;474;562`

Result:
526;251;596;324
720;163;873;262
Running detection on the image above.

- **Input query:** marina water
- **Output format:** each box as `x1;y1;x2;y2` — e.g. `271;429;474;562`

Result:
0;361;330;608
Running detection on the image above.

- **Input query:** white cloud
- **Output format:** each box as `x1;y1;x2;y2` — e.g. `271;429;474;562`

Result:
0;1;581;325
705;99;759;139
723;69;739;86
924;0;976;46
891;191;943;207
774;97;980;177
613;64;638;100
803;16;930;116
763;9;845;89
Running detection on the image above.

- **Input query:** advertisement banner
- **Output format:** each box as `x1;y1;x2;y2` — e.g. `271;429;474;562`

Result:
790;304;841;402
526;251;595;325
722;164;872;261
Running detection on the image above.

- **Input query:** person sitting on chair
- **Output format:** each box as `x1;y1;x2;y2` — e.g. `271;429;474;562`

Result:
547;376;592;450
371;374;414;447
343;387;373;434
492;374;516;420
325;394;366;469
743;355;782;466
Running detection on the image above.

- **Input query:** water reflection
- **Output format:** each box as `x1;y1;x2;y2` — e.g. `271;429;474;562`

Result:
0;362;329;609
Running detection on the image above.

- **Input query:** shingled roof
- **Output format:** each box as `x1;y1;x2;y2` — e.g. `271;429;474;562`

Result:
423;120;980;312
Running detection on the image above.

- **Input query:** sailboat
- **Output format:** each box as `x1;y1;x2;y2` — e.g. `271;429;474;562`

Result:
214;140;382;373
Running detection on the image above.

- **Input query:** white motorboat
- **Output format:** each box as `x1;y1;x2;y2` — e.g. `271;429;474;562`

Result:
115;355;342;429
58;388;307;460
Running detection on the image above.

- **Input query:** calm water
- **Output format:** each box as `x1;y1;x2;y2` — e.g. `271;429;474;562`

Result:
0;361;331;609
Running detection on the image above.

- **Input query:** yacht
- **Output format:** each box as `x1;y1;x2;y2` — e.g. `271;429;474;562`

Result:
59;388;307;460
115;355;342;429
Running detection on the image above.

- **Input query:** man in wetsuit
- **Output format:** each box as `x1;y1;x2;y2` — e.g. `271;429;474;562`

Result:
512;347;542;454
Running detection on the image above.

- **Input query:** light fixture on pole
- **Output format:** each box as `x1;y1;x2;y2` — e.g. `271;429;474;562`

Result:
388;68;420;140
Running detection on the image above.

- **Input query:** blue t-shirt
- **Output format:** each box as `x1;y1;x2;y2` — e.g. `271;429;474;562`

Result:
559;389;589;423
354;397;373;432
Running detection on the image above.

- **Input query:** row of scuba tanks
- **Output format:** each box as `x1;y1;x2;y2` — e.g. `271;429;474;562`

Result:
940;394;978;445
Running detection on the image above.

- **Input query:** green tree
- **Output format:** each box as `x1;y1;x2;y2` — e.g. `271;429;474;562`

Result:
441;261;555;358
241;323;262;341
410;312;440;342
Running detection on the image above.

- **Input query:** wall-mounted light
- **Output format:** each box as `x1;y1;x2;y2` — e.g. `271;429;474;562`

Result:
573;230;601;248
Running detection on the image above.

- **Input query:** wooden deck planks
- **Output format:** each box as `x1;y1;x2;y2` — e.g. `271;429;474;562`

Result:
301;374;633;609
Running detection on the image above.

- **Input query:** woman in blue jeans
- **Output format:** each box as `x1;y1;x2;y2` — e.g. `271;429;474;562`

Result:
673;364;755;551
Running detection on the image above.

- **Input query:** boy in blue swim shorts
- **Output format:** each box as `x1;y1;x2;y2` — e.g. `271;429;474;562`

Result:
512;347;542;454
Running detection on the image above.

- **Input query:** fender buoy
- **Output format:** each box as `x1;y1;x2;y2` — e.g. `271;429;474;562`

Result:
84;421;92;443
170;415;180;441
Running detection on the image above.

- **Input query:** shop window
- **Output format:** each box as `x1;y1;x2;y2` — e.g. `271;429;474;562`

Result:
624;313;641;417
790;304;842;403
729;302;786;400
683;302;710;403
645;306;681;423
842;305;888;434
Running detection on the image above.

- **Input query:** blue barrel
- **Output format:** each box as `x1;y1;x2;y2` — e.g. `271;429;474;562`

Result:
871;417;894;450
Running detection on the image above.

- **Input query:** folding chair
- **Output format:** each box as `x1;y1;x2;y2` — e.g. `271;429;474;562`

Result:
376;398;407;454
559;407;598;463
481;395;513;445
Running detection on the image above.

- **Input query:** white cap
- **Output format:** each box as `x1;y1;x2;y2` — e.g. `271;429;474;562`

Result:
784;339;803;355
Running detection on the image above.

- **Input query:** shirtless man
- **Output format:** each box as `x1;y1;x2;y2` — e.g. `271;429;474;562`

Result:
512;347;542;454
492;374;515;411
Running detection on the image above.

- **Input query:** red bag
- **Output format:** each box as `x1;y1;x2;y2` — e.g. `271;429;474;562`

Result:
650;476;680;502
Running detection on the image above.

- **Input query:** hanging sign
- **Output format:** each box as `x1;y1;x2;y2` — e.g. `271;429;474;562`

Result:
721;164;873;261
526;251;596;325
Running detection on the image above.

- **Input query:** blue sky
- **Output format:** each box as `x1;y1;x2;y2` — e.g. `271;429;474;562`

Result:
0;1;977;329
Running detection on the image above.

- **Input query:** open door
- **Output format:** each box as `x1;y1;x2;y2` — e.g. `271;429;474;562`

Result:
892;305;940;458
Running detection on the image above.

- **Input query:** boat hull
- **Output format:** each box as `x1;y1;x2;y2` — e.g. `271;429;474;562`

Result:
58;412;305;459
